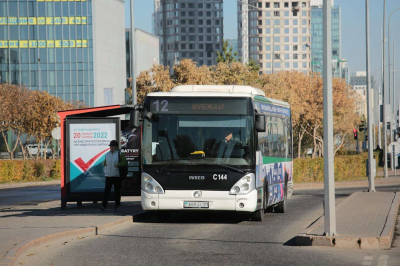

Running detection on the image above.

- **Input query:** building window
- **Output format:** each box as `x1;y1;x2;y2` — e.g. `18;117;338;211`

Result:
284;37;289;43
302;2;307;8
285;62;290;68
293;19;298;25
266;45;271;51
274;19;280;25
266;54;271;59
265;19;271;25
274;45;280;51
284;19;289;25
293;62;298;68
285;45;290;51
207;20;211;25
181;44;186;49
293;45;298;51
274;54;281;59
274;37;280;43
199;20;203;25
293;37;298;42
274;11;280;17
266;37;271;43
198;3;203;8
274;2;280;8
302;54;307;59
284;28;289;34
293;28;298;34
188;3;194;8
293;54;298;59
181;3;186;8
284;11;289;17
265;3;270;8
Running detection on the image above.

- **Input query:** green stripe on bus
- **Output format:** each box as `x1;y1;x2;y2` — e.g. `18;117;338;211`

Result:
262;157;293;164
254;95;272;103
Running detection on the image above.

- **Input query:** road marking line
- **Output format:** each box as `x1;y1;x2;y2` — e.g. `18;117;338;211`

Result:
362;256;373;266
378;255;389;266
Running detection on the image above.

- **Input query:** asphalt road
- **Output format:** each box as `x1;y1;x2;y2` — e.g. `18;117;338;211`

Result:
0;185;59;207
19;184;400;266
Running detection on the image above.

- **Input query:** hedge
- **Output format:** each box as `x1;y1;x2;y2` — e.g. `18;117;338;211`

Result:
294;153;372;183
0;160;60;183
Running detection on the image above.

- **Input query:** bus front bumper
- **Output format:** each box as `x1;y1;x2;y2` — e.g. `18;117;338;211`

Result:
141;189;258;213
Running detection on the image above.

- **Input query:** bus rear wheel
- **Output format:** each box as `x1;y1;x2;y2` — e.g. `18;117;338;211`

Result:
275;187;287;213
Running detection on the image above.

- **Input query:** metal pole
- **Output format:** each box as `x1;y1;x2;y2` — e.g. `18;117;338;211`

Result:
38;58;41;91
272;25;275;74
130;0;137;105
388;8;400;114
323;0;336;236
383;0;388;178
366;0;375;192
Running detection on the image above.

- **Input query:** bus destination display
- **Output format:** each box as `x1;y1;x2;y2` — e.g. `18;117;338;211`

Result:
148;98;250;115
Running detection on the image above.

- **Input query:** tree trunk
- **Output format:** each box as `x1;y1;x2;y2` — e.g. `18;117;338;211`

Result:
312;126;318;158
1;131;13;159
297;129;305;159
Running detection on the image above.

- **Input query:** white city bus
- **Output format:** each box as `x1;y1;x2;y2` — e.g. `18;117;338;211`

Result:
131;85;293;221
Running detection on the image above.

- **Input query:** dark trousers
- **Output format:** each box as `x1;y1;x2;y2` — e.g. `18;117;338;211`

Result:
102;176;123;208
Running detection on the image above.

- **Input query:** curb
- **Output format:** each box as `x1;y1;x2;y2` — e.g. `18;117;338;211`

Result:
295;192;400;249
0;211;152;266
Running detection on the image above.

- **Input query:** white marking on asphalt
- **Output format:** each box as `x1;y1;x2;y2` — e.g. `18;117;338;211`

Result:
377;255;389;266
362;256;373;266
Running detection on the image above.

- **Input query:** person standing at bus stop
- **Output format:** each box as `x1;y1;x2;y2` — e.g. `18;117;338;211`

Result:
100;140;127;212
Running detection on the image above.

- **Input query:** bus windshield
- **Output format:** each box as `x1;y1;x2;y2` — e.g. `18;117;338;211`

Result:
143;115;254;166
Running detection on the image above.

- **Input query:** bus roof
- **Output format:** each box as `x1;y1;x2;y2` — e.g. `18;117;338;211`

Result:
147;85;290;108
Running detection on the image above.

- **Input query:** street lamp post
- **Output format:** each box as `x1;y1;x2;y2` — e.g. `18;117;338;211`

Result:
305;43;313;73
388;8;400;115
366;0;375;192
323;0;336;236
395;34;400;122
130;0;136;105
382;0;388;178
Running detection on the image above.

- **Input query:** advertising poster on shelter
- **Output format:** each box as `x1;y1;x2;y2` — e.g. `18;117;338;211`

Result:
69;123;116;193
120;122;142;194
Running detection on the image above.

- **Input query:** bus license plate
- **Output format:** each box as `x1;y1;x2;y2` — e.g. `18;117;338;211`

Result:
184;201;209;208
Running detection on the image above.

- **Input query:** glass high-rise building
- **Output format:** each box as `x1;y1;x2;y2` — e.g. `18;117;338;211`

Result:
153;0;224;67
0;0;126;107
310;1;341;78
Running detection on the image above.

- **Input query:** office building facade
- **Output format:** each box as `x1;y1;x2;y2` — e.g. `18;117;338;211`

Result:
153;0;224;67
0;0;125;107
310;0;341;78
238;0;312;74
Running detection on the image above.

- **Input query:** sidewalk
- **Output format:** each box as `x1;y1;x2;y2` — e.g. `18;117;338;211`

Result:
0;196;145;265
296;192;400;249
0;180;60;190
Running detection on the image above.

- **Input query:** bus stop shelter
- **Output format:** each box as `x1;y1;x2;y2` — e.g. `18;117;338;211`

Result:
58;105;141;209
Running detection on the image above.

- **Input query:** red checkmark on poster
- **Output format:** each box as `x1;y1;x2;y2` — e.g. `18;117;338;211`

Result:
74;148;110;172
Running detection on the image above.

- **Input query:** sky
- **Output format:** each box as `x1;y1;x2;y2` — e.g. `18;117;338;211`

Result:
126;0;400;87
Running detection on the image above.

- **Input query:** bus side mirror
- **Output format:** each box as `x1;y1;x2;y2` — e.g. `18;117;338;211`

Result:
130;109;140;128
255;113;266;132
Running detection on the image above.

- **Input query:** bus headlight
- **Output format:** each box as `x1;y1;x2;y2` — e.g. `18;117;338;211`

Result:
142;173;165;194
229;173;255;195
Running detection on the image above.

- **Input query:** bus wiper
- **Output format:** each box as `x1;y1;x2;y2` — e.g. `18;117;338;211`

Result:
157;160;178;173
205;163;244;174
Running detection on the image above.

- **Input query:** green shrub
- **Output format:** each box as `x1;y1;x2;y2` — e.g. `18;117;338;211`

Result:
294;154;368;183
49;160;61;180
22;161;33;181
33;161;45;179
